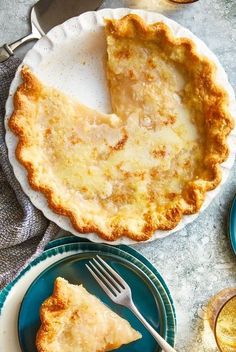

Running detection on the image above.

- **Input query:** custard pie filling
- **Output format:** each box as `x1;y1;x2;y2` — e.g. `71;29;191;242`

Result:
9;15;234;240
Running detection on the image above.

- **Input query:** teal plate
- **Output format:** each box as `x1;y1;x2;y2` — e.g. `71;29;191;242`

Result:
0;236;176;352
229;195;236;255
46;236;176;313
0;237;176;352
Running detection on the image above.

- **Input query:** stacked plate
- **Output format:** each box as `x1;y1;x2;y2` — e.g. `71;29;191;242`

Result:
0;236;176;352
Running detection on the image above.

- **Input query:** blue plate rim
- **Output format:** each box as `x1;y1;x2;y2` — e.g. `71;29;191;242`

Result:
0;238;175;317
229;194;236;256
45;236;176;316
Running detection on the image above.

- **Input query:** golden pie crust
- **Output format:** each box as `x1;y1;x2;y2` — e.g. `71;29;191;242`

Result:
9;15;234;241
36;277;141;352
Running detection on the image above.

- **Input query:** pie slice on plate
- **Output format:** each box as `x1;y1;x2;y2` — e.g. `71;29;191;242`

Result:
9;15;234;241
36;277;141;352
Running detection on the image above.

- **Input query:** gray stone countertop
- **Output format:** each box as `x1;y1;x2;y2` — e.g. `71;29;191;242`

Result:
1;0;236;351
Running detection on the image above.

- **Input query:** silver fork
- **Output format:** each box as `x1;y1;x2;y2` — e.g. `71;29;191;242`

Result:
86;255;177;352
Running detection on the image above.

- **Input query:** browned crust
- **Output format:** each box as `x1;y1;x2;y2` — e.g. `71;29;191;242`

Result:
9;14;234;242
36;278;66;352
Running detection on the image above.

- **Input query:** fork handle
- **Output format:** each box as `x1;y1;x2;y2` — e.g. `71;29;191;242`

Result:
130;304;177;352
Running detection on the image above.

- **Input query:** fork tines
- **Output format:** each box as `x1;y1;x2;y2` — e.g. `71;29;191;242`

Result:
86;255;128;299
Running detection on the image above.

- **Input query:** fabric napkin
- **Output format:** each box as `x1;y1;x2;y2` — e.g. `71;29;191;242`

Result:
0;57;59;290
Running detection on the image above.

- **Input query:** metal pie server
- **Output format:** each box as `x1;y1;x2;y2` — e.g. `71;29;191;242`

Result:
0;0;104;63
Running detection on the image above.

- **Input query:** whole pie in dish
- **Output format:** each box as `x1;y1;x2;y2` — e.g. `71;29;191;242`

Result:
9;15;234;241
36;277;141;352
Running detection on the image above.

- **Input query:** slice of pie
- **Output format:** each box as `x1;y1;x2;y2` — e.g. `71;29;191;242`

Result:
9;15;234;241
36;277;141;352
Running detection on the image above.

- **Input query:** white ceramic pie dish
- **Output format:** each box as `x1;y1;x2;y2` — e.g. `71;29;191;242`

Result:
4;8;236;245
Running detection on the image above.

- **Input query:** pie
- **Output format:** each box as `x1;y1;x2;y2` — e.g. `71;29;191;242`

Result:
36;277;141;352
9;15;234;241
